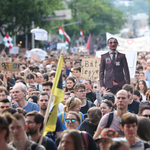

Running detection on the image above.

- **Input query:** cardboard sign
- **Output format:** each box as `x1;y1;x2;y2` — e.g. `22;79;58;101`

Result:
30;53;41;62
0;57;12;62
0;62;20;72
81;58;100;80
47;58;58;65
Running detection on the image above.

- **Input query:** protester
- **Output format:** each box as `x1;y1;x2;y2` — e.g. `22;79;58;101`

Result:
74;83;95;118
122;84;140;114
58;96;84;130
100;99;113;116
133;89;142;102
138;103;150;121
136;79;147;100
93;90;129;138
121;112;150;149
0;114;16;150
79;107;102;136
58;130;84;150
12;83;40;113
137;117;150;144
83;80;96;103
95;128;119;150
26;111;57;150
9;113;45;150
0;98;10;113
38;92;63;140
64;76;76;92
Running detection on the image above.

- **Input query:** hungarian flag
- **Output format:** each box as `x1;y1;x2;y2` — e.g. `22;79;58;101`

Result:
80;29;85;41
2;34;14;49
65;40;71;54
59;26;72;43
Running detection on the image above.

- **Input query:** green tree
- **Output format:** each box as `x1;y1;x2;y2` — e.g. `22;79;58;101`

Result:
63;0;125;38
0;0;64;37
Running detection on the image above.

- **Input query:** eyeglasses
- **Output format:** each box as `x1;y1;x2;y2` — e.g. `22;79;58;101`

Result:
108;42;118;44
65;119;76;123
142;115;150;118
77;90;87;93
26;121;36;125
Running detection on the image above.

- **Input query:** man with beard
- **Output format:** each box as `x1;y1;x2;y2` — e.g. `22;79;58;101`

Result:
26;111;57;150
38;92;63;141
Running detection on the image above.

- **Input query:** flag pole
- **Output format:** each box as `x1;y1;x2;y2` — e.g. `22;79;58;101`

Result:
39;92;54;144
38;48;64;145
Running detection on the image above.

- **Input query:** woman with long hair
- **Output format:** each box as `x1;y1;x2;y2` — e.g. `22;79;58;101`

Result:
136;79;147;101
64;76;76;92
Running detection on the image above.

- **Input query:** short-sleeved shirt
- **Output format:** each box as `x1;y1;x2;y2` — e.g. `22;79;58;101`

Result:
98;111;124;137
86;91;96;103
80;101;95;118
12;102;40;113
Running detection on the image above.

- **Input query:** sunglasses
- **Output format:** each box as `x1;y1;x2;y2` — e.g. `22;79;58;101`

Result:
101;99;112;107
142;115;150;118
65;119;76;123
104;94;114;99
140;102;150;105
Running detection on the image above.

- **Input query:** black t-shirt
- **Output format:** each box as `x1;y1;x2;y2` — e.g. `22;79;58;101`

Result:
86;91;96;103
128;100;140;114
80;101;96;118
79;118;98;137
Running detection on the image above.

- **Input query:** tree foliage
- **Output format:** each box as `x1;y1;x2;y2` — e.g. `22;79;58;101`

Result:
64;0;125;38
0;0;63;37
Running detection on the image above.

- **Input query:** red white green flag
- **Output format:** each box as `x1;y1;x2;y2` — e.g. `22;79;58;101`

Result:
80;29;85;41
2;34;14;49
59;26;72;43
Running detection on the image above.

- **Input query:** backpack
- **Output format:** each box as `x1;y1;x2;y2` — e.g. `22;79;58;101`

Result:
105;112;114;128
81;131;89;150
31;143;38;150
61;112;83;123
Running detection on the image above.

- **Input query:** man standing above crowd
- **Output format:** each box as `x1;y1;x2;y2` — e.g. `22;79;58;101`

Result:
99;37;130;94
12;83;39;113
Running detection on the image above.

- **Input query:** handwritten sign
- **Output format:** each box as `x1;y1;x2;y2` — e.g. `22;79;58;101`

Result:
30;53;41;62
81;58;100;80
0;62;20;72
0;57;12;62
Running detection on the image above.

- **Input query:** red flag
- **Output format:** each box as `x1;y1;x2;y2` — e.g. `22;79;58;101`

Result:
86;34;91;50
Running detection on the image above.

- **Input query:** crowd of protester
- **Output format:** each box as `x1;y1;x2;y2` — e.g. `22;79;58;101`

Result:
0;51;150;150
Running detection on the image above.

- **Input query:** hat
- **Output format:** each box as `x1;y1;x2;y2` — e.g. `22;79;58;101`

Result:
95;128;119;142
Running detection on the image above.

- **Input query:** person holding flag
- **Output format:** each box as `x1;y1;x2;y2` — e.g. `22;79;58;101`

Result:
39;48;64;144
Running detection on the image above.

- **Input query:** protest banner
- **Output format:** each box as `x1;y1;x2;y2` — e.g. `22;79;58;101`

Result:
10;47;19;54
81;58;100;80
30;52;41;62
0;57;12;62
0;62;20;72
96;50;137;79
106;32;150;52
